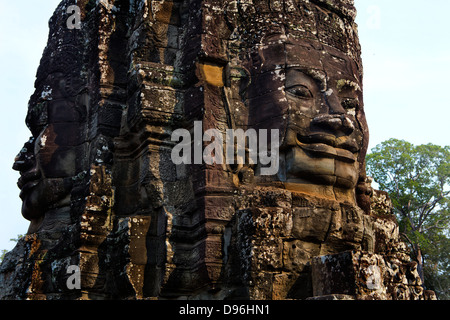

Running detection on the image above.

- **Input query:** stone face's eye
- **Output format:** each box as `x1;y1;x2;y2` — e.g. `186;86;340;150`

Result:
286;85;313;99
341;98;359;110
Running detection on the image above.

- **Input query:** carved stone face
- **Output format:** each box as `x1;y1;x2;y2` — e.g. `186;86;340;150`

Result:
247;37;367;204
12;71;87;231
13;129;73;224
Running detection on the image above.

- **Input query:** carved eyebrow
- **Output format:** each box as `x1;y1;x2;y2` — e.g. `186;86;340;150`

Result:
304;69;327;90
289;68;327;92
285;67;329;93
336;79;361;93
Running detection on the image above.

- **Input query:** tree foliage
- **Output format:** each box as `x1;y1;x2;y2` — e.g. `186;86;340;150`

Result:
367;139;450;299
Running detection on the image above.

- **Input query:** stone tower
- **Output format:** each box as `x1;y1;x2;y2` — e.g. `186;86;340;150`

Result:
0;0;435;300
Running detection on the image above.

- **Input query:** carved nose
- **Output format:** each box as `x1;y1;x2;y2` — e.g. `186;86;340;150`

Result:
324;89;347;115
13;152;33;172
13;138;35;172
311;114;355;136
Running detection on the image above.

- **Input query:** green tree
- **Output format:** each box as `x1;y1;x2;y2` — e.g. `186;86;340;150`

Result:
367;139;450;299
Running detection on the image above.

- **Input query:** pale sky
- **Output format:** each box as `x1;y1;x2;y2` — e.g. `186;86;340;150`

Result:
0;0;449;252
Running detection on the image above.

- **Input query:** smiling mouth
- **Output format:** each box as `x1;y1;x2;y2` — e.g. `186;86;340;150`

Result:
296;133;358;163
17;169;41;199
19;181;40;199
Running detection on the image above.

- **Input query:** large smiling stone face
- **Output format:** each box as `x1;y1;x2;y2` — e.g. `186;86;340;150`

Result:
242;37;367;204
282;40;366;203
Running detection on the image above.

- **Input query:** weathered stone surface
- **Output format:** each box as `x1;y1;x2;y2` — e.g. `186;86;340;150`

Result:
311;250;431;300
0;0;435;300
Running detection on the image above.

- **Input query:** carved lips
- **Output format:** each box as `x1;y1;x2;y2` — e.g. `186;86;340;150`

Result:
17;168;41;200
298;142;356;163
296;132;359;163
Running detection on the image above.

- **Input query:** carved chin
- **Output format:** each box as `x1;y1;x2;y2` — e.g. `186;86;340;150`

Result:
21;179;72;221
285;147;359;189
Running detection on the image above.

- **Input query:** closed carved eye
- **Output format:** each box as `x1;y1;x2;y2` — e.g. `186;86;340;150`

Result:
286;85;313;99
